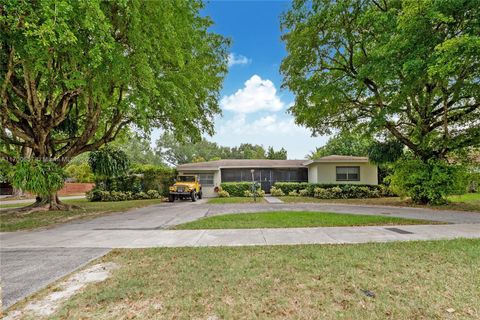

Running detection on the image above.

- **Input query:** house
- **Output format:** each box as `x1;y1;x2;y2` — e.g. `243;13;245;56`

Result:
176;155;378;197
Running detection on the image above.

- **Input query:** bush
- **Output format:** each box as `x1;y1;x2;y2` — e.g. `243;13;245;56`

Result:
87;189;162;202
131;165;176;196
288;190;299;197
274;182;394;199
147;189;161;199
299;189;309;197
244;190;253;197
65;163;94;183
220;182;252;197
388;158;468;204
218;190;230;198
270;186;285;197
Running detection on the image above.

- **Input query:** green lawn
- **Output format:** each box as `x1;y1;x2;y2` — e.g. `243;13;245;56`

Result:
43;239;480;319
174;210;437;229
207;196;266;204
0;198;164;232
280;193;480;212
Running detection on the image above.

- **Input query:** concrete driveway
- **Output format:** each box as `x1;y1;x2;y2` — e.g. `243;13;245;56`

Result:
1;200;480;309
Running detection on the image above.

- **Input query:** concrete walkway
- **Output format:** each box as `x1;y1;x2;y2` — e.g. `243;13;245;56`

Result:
263;196;283;204
1;200;479;308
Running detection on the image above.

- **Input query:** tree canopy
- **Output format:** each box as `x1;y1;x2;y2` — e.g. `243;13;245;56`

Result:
156;133;289;165
308;131;373;159
281;0;480;161
1;0;229;167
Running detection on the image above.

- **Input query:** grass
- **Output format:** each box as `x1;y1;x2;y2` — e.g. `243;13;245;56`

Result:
45;239;480;319
174;210;437;229
0;198;164;232
207;196;266;204
279;193;480;212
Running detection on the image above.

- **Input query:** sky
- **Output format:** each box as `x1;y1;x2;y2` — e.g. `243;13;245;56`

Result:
153;0;330;159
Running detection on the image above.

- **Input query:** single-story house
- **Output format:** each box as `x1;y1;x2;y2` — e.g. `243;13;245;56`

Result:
177;155;378;197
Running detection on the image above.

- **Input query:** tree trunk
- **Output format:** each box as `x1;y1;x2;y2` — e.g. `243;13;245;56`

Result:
3;192;80;215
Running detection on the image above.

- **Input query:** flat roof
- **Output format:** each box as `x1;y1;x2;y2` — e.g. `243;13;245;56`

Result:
177;156;370;171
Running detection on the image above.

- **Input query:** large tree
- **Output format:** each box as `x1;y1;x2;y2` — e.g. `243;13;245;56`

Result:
308;131;373;159
1;0;228;209
281;0;480;162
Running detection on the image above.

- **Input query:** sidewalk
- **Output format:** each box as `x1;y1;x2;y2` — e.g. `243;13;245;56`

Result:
2;223;479;248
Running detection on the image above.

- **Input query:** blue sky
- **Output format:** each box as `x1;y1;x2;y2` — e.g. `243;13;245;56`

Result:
154;0;330;159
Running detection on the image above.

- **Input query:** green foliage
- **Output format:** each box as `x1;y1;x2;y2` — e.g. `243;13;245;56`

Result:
0;159;13;183
244;189;265;198
270;186;285;197
388;158;468;204
267;147;288;160
114;134;164;166
11;160;65;196
309;131;373;159
156;133;288;165
217;189;230;198
282;0;480;161
88;147;130;179
368;140;405;165
274;182;394;199
2;0;228;167
130;164;176;196
86;189;162;202
220;182;254;197
65;163;94;183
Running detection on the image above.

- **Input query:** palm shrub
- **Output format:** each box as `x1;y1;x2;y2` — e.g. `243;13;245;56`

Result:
10;160;74;210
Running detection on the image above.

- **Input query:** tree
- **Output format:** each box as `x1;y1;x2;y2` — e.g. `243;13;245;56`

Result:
88;146;130;188
230;143;267;160
156;133;231;165
267;146;288;160
1;0;228;210
281;0;480;162
113;133;164;166
308;131;373;159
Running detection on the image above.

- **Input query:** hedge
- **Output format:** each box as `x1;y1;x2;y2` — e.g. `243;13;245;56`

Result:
220;182;253;197
273;182;396;199
86;189;161;202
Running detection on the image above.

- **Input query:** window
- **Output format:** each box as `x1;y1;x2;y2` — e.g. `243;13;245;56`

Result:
336;166;360;181
198;173;214;186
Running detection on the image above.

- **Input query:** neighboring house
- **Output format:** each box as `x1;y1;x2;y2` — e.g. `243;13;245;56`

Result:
177;155;378;197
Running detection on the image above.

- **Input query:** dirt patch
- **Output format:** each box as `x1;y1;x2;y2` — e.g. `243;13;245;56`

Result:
4;262;119;319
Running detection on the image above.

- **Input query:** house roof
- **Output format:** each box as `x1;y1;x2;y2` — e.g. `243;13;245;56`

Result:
177;156;371;171
302;155;369;165
177;159;307;171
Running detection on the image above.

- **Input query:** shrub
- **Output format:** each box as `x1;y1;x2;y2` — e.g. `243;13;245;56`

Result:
388;158;467;204
146;189;160;199
257;189;266;197
65;163;94;183
244;190;253;197
288;190;299;197
299;189;309;197
135;191;150;200
313;187;331;199
218;190;230;198
274;182;396;199
220;182;252;197
131;165;176;196
270;186;285;197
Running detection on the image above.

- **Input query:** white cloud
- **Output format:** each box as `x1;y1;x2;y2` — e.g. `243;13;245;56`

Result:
227;53;251;67
220;75;284;113
212;113;329;159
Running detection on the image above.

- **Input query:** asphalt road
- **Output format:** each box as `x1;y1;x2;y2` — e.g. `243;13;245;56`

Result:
0;247;109;309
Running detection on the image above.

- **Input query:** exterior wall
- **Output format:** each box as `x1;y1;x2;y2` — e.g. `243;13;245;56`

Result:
58;183;95;195
308;162;378;185
308;165;318;183
177;169;221;198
